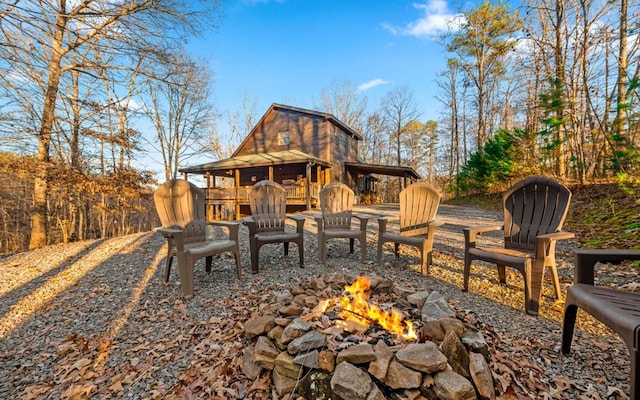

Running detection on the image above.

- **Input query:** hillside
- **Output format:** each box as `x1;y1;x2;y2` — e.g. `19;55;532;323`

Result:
448;182;639;249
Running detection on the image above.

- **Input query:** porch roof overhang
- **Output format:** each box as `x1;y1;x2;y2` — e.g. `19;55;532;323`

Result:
179;149;331;176
344;162;421;180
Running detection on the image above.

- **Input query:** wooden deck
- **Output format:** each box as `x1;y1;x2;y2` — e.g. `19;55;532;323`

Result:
205;183;320;220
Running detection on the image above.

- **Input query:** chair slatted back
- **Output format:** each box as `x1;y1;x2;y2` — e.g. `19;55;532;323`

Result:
320;183;354;230
503;176;572;251
399;182;441;237
249;180;287;233
154;179;205;228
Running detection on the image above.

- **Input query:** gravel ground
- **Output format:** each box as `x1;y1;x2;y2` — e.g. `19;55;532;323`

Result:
0;204;631;399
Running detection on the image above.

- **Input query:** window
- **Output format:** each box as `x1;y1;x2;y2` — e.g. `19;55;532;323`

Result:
277;130;290;145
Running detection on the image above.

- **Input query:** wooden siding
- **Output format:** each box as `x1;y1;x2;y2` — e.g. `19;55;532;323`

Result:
236;108;331;160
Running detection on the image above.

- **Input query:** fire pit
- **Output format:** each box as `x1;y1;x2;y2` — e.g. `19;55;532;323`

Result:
242;273;496;399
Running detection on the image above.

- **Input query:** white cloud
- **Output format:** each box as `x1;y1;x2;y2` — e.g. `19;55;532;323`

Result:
357;79;390;92
384;0;465;39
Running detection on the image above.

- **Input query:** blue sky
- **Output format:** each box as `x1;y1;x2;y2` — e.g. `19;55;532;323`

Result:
188;0;466;130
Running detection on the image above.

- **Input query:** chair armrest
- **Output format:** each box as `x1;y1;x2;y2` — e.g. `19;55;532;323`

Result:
242;217;258;235
287;214;306;233
155;227;181;238
573;249;640;285
312;213;324;231
378;216;399;233
463;224;504;248
353;214;369;231
534;231;575;260
155;227;185;250
429;219;445;229
210;221;240;242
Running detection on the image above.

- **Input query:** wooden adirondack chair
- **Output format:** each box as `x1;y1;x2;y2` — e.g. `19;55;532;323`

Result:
243;180;305;273
562;249;640;399
463;176;574;315
314;183;368;263
153;179;241;299
376;182;443;275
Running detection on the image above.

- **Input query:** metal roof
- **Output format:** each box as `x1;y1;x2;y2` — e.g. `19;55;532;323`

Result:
344;161;421;180
179;150;330;175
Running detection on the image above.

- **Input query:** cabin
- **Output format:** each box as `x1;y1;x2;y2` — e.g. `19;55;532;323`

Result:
179;103;420;220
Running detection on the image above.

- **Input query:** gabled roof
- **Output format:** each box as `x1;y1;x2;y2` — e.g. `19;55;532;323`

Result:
179;150;330;175
232;103;363;157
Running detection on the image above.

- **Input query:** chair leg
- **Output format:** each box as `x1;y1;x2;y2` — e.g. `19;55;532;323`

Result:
233;248;242;278
394;243;400;259
420;241;430;276
463;256;472;291
284;242;289;256
561;303;578;354
497;265;507;284
349;238;355;254
205;256;213;273
297;238;304;268
178;253;194;300
376;239;385;263
630;345;639;400
360;234;367;262
523;260;540;316
318;233;325;263
164;253;173;283
548;261;562;299
250;238;259;274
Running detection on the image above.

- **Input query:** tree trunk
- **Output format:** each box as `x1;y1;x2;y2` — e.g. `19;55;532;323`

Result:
29;17;66;249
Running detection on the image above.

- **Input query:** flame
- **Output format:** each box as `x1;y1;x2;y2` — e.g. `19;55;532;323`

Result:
337;276;417;340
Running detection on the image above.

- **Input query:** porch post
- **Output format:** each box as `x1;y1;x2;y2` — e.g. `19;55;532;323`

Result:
205;172;211;221
235;169;240;220
268;166;273;181
305;162;312;210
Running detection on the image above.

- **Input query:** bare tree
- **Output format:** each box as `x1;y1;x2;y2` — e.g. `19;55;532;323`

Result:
0;0;221;248
315;80;368;132
446;2;521;149
145;53;214;181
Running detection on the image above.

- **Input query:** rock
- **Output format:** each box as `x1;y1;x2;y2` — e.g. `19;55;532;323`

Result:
366;383;386;400
439;318;465;338
318;350;336;372
279;304;305;316
395;342;448;374
293;349;321;369
422;291;455;322
275;351;302;380
275;317;292;326
422;320;445;342
407;290;431;308
254;336;280;369
294;370;334;399
275;290;294;304
368;340;394;381
241;343;262;380
433;370;476;400
441;331;470;379
393;285;415;298
281;317;312;344
272;367;297;396
292;293;308;306
336;343;376;364
384;359;422;389
245;315;276;339
469;352;495;400
287;330;327;354
330;362;372;400
267;325;286;350
308;277;327;290
462;328;490;359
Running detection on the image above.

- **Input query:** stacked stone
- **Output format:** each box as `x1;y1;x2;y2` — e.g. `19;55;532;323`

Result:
242;273;496;400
